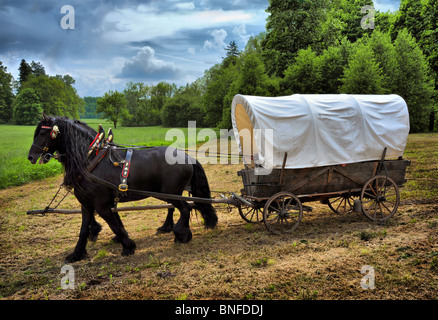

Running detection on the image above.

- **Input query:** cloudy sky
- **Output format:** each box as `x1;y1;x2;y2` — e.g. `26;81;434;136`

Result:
0;0;400;97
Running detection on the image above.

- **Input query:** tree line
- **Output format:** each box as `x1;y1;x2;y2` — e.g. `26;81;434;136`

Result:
0;59;84;125
96;0;438;132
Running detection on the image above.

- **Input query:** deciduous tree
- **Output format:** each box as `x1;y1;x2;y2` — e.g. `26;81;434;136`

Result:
97;90;130;129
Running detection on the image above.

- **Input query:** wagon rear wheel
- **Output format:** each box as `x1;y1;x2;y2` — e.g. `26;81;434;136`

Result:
263;192;303;235
360;175;400;222
238;204;264;223
327;194;356;214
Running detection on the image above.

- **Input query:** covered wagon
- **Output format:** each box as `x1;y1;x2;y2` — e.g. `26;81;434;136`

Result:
231;94;411;234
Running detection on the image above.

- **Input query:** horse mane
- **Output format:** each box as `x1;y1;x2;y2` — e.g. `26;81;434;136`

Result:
52;117;97;187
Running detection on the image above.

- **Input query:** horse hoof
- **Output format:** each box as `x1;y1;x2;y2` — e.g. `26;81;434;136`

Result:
65;250;87;263
156;225;173;234
121;248;135;256
121;239;136;256
173;229;192;243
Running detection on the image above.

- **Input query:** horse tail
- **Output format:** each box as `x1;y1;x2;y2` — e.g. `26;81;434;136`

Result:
190;160;218;229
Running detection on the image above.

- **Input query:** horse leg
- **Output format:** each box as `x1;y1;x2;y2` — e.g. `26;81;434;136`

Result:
172;201;192;243
97;206;136;256
88;212;102;242
111;211;125;243
65;205;94;263
157;208;175;234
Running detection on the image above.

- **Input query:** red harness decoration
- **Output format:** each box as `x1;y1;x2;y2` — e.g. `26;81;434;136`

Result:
40;125;59;139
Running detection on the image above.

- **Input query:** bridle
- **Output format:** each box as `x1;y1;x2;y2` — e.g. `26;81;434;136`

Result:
32;125;61;162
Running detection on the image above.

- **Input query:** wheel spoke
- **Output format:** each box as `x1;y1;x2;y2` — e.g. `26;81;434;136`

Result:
380;201;394;215
335;198;344;212
368;183;378;196
266;212;280;223
330;196;342;205
238;205;264;223
364;191;377;199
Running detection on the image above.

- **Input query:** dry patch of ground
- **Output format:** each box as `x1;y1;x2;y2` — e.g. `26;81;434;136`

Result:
0;134;437;300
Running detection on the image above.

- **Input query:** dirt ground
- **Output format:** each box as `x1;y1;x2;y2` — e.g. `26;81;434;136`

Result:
1;135;437;300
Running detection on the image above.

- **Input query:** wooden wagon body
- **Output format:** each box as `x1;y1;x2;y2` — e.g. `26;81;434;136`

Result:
239;158;410;202
236;155;410;233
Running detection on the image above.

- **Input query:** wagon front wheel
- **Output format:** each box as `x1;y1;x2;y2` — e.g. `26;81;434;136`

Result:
238;204;264;223
360;175;400;222
263;192;303;235
327;194;356;214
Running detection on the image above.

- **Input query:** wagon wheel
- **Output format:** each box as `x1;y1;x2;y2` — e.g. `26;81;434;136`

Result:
360;175;400;222
263;192;303;235
238;204;264;223
327;194;356;214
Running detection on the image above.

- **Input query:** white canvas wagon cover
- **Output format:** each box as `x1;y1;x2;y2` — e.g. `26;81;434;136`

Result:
231;94;410;169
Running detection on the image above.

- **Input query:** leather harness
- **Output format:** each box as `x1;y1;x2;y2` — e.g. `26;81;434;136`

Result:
119;149;133;192
86;126;133;194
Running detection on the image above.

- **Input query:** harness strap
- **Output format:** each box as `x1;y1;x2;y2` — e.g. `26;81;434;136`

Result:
87;148;109;172
119;149;133;192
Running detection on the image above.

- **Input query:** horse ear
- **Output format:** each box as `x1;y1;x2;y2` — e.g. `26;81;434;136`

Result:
42;113;51;122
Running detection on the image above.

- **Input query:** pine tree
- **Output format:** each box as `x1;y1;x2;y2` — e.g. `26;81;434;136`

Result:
282;47;322;94
318;38;354;94
18;59;32;87
393;29;435;132
225;41;240;58
368;31;398;93
340;42;384;94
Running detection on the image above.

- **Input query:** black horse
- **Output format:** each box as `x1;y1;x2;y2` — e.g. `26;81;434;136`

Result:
28;114;217;262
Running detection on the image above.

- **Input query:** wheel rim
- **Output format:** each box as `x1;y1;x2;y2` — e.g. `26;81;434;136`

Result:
360;176;400;222
263;192;303;235
327;194;355;214
238;205;263;223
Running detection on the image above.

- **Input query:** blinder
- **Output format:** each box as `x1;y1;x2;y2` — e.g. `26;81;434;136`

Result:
32;124;61;163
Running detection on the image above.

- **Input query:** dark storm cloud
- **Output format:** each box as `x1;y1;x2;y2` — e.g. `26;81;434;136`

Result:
0;0;269;95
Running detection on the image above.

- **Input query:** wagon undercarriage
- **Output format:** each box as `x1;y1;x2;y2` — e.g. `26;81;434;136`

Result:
236;152;410;234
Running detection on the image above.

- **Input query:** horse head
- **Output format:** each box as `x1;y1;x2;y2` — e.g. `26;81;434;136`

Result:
28;113;61;164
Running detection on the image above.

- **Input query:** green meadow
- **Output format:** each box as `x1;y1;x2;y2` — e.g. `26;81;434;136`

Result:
0;119;219;190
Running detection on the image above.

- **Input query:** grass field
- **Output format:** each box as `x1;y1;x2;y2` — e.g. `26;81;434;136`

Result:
0;119;219;190
0;132;436;301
